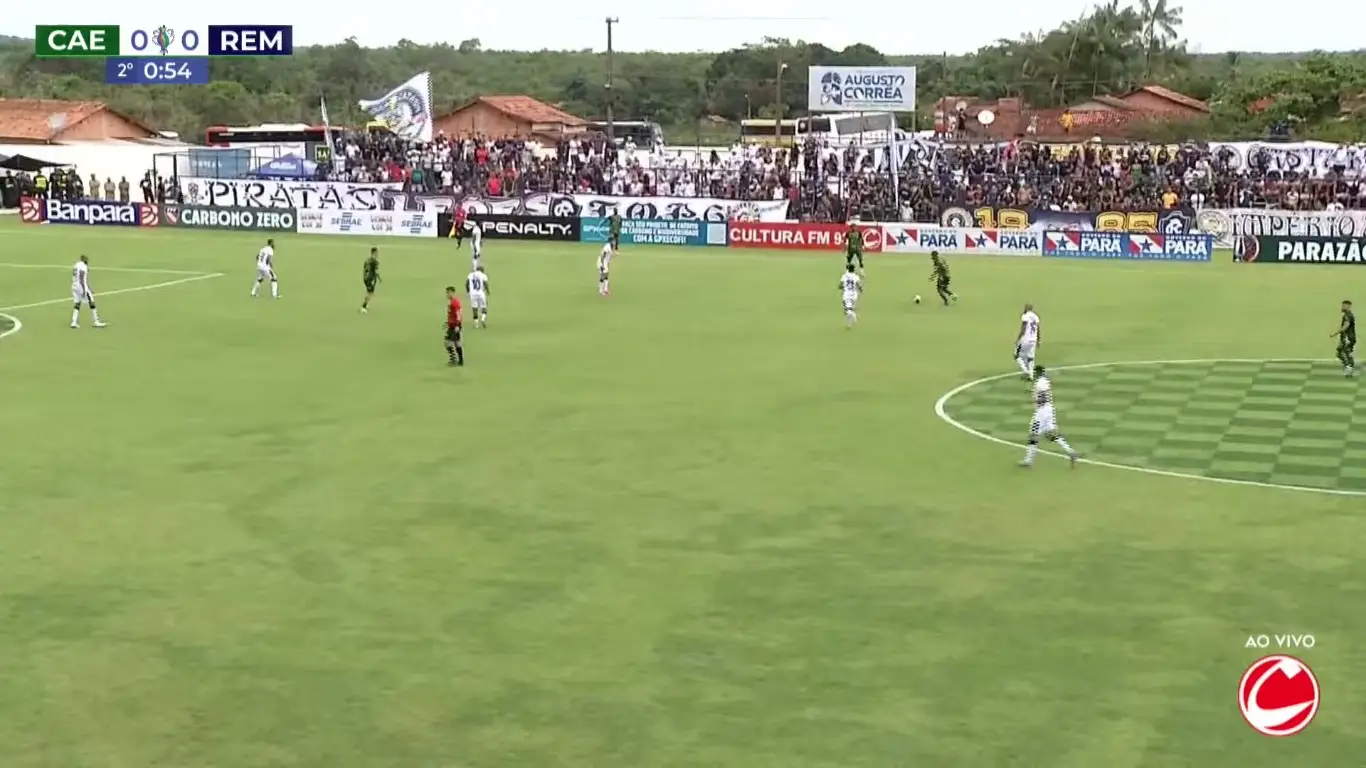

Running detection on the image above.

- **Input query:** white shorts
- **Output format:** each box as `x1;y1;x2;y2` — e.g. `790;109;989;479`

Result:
257;266;276;281
842;297;857;312
1030;405;1057;436
1017;340;1037;361
599;266;609;280
469;292;487;310
72;288;93;305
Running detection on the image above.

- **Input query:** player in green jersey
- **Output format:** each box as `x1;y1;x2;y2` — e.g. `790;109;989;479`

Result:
1332;299;1356;376
360;247;380;313
845;221;864;273
930;251;957;305
609;211;623;251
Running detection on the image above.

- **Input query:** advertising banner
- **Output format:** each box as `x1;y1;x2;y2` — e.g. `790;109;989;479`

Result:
436;213;579;241
581;218;727;247
19;196;44;222
34;198;159;227
296;209;437;237
940;205;1197;234
807;66;917;112
1207;141;1365;177
1236;235;1366;264
883;225;1041;255
728;221;885;251
180;178;403;211
162;204;297;232
1196;208;1366;248
1042;231;1212;261
572;195;789;222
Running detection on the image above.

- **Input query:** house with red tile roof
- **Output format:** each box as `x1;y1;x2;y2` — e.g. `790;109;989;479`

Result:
433;95;587;144
0;99;159;143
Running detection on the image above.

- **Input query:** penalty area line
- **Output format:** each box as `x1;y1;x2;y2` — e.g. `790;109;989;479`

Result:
0;312;22;341
0;272;225;313
0;262;212;275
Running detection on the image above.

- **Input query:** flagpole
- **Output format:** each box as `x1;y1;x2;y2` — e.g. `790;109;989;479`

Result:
320;96;341;176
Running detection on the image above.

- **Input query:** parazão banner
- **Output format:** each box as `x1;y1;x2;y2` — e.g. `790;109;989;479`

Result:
1236;235;1366;264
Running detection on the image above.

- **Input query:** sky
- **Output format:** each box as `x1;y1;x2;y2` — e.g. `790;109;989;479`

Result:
9;1;1366;55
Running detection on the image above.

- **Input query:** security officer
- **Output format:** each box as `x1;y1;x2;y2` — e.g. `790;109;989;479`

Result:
33;169;48;198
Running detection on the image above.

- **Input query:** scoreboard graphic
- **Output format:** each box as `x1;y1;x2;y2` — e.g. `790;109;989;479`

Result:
34;24;294;85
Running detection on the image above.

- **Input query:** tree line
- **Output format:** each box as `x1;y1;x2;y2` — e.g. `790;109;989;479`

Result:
1;3;1364;145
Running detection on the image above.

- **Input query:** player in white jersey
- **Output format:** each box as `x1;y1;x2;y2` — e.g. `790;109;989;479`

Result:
251;239;279;298
1015;303;1041;379
598;243;613;297
467;221;483;270
838;264;863;328
70;255;106;328
465;267;490;328
1021;365;1079;468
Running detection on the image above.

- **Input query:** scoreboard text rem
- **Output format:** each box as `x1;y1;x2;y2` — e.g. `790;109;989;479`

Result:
35;24;293;86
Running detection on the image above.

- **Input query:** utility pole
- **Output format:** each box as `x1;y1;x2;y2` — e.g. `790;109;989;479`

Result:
774;61;788;144
605;17;619;146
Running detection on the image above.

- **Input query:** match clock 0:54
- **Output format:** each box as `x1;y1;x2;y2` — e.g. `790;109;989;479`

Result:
104;57;210;85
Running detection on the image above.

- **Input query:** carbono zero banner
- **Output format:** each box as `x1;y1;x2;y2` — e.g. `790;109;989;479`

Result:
728;221;885;251
162;204;296;231
295;208;437;237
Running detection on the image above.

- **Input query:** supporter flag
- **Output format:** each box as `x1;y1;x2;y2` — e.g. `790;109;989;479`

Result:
319;96;343;173
358;72;434;142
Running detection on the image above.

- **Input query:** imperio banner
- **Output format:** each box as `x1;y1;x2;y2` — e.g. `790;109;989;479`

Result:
939;205;1198;234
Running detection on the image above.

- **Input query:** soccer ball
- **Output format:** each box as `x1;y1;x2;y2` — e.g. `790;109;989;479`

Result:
913;295;922;304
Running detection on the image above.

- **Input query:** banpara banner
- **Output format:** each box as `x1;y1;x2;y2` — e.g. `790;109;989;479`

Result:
296;208;437;237
940;205;1197;234
1042;231;1212;261
581;217;727;247
1235;235;1366;264
1196;208;1366;248
30;198;159;227
181;178;403;211
437;213;579;241
728;221;885;251
882;225;1041;255
807;66;916;112
162;204;297;232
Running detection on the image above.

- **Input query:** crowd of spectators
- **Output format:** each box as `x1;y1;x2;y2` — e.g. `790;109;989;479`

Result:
309;129;1366;222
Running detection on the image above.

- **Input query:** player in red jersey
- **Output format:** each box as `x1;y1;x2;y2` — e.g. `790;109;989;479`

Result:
444;286;465;366
450;206;468;246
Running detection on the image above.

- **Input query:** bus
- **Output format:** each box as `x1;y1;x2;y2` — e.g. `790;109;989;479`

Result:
586;120;664;149
739;118;800;145
204;124;337;167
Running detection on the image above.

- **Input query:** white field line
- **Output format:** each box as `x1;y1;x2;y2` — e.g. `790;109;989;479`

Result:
933;357;1366;498
0;262;209;275
0;313;22;340
0;272;224;313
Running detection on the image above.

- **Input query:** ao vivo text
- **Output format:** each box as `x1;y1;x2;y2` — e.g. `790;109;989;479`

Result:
1245;634;1315;649
34;24;293;57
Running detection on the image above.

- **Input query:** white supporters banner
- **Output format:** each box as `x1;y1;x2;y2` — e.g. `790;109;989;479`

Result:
571;194;789;222
358;72;434;143
296;209;438;237
1207;141;1366;178
807;66;916;113
881;224;1042;255
1196;208;1366;248
181;179;402;211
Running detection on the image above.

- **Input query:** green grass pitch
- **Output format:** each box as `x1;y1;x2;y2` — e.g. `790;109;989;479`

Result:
0;219;1363;767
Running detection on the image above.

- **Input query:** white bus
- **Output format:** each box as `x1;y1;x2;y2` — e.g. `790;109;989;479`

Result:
588;120;664;149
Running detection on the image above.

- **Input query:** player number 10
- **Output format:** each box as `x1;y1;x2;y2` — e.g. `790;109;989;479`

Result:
971;207;1159;232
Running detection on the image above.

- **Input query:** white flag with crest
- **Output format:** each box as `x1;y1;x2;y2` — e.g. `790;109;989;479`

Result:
358;72;434;142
